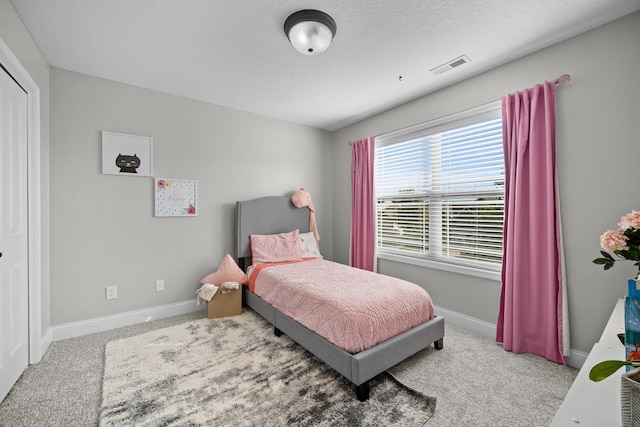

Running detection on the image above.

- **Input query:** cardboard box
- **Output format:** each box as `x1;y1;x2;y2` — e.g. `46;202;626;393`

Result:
207;285;242;319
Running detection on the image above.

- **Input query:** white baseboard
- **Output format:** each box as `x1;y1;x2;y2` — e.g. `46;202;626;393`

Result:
434;305;587;369
38;328;52;362
50;299;206;342
564;349;588;369
44;300;588;368
434;305;497;337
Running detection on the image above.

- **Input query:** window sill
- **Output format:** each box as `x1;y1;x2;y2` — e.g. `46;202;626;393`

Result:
377;252;501;281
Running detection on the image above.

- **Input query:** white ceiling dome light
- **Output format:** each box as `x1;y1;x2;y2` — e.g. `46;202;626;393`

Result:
284;10;337;56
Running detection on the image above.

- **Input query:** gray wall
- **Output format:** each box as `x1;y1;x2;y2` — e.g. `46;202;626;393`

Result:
331;11;640;354
50;69;332;324
4;0;639;356
0;0;51;336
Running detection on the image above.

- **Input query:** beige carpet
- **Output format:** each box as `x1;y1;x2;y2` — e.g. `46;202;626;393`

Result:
388;323;578;426
0;308;577;426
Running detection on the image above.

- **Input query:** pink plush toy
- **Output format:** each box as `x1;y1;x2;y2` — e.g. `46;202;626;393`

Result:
292;188;320;242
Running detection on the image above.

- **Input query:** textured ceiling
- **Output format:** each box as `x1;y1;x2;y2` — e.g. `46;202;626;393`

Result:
10;0;640;131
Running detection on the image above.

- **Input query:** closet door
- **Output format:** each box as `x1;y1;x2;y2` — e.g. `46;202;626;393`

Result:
0;65;29;403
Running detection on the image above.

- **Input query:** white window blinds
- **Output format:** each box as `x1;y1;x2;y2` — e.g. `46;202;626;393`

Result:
375;102;504;273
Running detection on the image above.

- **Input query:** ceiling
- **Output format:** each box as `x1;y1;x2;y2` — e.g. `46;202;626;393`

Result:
10;0;640;131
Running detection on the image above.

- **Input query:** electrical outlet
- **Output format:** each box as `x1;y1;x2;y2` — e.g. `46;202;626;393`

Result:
155;279;165;292
106;285;117;300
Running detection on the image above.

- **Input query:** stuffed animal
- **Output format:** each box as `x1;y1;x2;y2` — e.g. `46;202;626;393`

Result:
292;188;320;242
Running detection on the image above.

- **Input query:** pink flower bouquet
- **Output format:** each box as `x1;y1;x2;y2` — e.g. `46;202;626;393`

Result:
593;210;640;277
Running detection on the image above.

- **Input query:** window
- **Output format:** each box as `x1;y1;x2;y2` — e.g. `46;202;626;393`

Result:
375;102;504;278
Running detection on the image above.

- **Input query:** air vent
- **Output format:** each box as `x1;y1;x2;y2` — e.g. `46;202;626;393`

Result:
430;55;471;75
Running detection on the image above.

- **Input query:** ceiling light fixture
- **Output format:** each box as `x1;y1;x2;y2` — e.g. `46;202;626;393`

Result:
284;10;337;56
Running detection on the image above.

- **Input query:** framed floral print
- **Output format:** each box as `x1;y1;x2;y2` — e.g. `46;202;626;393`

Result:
154;178;197;217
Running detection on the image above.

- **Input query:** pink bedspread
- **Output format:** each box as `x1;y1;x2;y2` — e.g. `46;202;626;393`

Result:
250;259;435;354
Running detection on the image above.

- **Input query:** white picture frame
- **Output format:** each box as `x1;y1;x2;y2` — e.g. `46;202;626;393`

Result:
154;178;198;217
102;131;153;176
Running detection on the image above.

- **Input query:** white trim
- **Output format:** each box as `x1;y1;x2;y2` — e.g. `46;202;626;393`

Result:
39;328;52;358
375;100;502;147
0;36;43;364
434;304;497;337
434;305;587;369
379;252;501;281
51;299;206;341
48;298;588;368
564;349;588;370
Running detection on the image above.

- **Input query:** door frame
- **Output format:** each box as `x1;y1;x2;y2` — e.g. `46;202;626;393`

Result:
0;36;43;364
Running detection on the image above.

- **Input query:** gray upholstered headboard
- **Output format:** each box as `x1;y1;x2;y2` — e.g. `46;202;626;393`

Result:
236;196;310;262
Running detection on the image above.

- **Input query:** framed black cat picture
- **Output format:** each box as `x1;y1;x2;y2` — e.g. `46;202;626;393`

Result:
102;131;153;176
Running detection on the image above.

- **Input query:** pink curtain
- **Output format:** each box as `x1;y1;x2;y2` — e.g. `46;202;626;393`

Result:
496;82;568;364
350;136;376;271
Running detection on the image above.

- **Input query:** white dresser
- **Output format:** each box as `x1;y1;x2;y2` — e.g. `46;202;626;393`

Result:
551;299;625;426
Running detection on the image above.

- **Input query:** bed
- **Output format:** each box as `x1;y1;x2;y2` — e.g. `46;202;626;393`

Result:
236;196;445;401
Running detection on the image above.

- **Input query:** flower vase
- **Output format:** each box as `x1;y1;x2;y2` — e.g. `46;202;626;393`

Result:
621;368;640;427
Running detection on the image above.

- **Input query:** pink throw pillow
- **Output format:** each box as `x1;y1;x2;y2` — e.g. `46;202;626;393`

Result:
200;253;248;285
250;229;303;264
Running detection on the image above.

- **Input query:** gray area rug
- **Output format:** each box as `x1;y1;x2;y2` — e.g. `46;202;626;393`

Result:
99;309;435;426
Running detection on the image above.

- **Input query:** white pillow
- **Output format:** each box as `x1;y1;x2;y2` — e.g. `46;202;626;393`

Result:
299;232;322;259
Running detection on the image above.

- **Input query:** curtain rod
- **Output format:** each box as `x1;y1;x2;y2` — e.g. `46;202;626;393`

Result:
348;73;572;146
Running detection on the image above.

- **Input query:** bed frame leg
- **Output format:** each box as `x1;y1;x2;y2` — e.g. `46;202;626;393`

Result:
356;381;370;402
434;338;444;350
274;327;282;337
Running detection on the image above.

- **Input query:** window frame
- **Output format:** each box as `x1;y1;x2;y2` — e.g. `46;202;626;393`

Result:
374;101;503;281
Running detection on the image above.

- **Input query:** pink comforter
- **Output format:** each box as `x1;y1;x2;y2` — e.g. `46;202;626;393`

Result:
250;259;435;354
